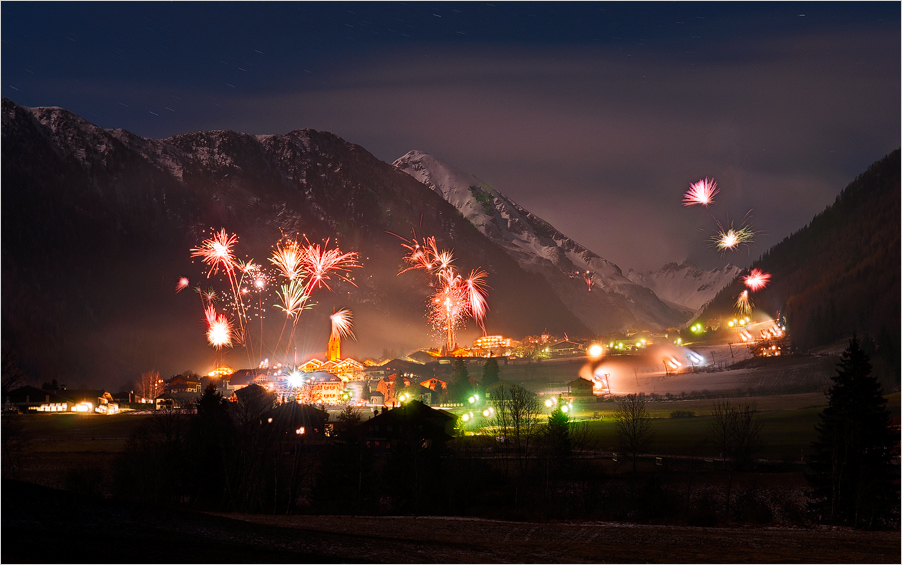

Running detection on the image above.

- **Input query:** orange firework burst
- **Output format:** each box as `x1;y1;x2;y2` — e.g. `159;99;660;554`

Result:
204;305;233;350
743;268;771;292
270;238;305;281
682;177;718;207
735;290;753;317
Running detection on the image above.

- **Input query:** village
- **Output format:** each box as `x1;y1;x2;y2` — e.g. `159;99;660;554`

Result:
4;316;789;418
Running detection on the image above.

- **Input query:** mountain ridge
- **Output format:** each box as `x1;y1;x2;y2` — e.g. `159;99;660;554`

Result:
2;98;592;387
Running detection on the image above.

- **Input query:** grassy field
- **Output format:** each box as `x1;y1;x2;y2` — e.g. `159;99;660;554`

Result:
12;411;152;452
571;407;821;461
9;391;899;487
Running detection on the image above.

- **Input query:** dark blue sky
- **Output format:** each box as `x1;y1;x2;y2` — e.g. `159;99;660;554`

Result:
3;1;899;271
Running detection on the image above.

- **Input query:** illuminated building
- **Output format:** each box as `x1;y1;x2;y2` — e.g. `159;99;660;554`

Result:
299;358;365;381
166;375;201;394
473;335;512;356
305;372;344;404
376;374;412;406
420;377;447;391
547;340;583;358
327;332;341;361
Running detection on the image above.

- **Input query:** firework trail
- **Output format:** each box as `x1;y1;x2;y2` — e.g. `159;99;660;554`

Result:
735;290;753;317
682;178;718;207
195;286;217;312
272;280;310;356
240;262;271;362
232;258;263;360
175;277;190;293
583;270;594;292
743;268;771;292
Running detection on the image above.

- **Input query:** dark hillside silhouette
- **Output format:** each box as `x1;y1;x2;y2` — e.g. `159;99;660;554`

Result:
701;150;900;387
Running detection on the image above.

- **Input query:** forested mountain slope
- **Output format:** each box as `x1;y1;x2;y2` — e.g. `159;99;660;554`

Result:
701;149;900;387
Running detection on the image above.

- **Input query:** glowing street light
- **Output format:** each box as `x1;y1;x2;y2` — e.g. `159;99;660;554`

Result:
288;370;305;388
588;343;604;359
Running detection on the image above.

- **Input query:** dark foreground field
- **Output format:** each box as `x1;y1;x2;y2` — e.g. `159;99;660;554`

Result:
3;479;898;564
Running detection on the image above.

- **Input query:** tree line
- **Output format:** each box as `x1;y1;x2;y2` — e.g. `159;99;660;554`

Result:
100;339;896;528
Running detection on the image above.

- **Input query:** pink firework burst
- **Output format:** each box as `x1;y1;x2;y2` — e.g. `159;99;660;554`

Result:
743;268;771;292
682;178;719;207
191;228;238;277
399;235;441;275
175;277;190;293
301;238;361;293
398;234;490;352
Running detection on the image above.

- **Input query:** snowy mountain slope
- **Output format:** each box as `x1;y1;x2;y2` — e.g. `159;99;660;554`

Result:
626;262;743;314
393;151;697;333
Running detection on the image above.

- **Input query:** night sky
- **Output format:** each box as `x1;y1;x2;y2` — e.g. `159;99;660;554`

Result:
3;1;899;272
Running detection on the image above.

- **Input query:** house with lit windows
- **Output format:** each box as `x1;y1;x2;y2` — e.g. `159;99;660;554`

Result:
304;371;344;405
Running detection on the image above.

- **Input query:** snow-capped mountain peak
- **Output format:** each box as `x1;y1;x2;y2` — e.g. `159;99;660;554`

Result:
626;262;743;314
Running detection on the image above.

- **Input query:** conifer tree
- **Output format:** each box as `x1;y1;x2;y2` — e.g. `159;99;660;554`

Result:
808;335;897;528
450;358;471;403
482;357;500;387
546;400;572;460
